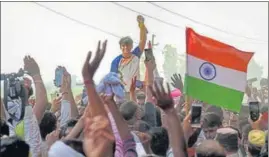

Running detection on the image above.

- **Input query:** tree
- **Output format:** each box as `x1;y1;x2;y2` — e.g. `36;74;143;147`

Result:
162;44;185;82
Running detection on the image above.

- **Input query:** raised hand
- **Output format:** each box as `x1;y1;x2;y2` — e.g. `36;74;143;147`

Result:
23;56;40;77
60;67;71;93
83;115;114;157
130;76;137;93
149;82;174;111
51;96;62;113
171;73;183;91
82;40;107;82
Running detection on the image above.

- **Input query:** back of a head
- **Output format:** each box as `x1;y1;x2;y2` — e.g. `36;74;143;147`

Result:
248;130;266;157
215;128;239;153
119;101;138;121
202;113;222;129
148;127;169;156
196;140;226;157
0;119;9;137
39;111;57;140
0;136;29;157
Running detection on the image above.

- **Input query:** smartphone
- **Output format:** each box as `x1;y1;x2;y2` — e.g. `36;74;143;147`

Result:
191;103;202;127
249;101;260;122
136;80;143;89
54;67;64;87
144;48;154;61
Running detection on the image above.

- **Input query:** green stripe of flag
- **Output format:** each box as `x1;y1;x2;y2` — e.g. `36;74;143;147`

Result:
185;75;244;112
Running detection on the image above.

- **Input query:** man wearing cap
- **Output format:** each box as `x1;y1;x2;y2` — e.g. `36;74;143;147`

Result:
247;130;266;157
215;127;242;157
110;15;147;92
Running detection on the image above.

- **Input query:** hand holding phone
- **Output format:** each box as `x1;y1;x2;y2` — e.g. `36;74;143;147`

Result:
135;80;143;89
249;101;260;122
144;48;154;61
54;66;64;87
191;103;202;128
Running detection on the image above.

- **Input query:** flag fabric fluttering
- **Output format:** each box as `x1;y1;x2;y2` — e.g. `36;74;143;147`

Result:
185;28;254;112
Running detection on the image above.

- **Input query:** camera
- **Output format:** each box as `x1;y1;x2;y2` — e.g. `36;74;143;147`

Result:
1;69;29;121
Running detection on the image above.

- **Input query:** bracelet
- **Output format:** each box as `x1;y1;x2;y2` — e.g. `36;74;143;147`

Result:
84;80;94;85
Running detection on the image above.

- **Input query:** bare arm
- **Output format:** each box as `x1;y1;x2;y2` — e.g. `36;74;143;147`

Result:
137;15;147;53
150;82;188;157
145;60;155;104
60;68;79;119
32;75;48;123
24;56;48;123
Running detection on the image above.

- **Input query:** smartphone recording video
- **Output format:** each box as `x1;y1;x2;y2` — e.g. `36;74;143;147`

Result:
249;101;259;122
191;103;202;127
144;48;154;61
54;67;64;87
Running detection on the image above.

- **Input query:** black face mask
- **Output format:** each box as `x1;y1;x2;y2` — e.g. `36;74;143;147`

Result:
188;128;202;147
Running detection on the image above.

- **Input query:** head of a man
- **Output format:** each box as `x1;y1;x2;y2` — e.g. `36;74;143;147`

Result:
196;140;226;157
136;92;146;106
148;127;169;157
0;136;30;157
119;36;133;55
39;111;57;140
202;113;222;139
215;128;239;155
119;101;138;125
247;130;266;157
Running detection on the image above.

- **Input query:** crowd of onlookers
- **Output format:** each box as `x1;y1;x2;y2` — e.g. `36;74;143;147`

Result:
0;38;268;157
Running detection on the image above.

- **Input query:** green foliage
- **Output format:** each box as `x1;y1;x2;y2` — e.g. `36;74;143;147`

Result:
162;44;185;82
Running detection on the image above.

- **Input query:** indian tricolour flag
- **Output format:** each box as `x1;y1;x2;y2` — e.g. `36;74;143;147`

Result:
185;28;254;112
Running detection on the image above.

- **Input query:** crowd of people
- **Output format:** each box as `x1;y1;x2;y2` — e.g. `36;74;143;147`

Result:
0;15;268;157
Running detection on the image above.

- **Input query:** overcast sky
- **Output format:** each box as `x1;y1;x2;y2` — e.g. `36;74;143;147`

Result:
1;2;268;83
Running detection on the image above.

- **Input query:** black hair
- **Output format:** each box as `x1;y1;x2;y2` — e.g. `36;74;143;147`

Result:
119;101;138;121
62;139;86;156
196;140;226;157
39;111;57;140
228;126;242;139
0;136;30;157
205;106;224;121
248;143;262;157
148;127;169;156
0;120;10;137
202;113;222;129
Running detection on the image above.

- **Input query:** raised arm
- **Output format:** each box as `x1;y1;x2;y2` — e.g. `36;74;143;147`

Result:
24;56;48;123
60;67;79;119
150;82;188;157
82;40;108;118
144;59;156;104
137;15;147;54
